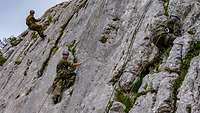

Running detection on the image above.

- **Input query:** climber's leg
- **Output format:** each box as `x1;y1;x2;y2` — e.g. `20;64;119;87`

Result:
31;24;46;38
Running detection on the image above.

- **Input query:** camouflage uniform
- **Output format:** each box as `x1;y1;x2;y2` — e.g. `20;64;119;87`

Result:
51;59;76;104
26;15;45;38
152;15;181;48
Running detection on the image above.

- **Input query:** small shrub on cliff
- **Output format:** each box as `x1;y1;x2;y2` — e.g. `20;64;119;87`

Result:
115;89;134;113
8;36;23;47
175;41;200;90
47;16;53;24
163;0;169;16
15;60;22;65
99;35;108;43
0;51;6;66
187;27;196;35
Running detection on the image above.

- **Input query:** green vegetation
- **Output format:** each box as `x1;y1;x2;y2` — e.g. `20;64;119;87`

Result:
67;40;78;54
163;0;169;16
130;62;151;92
15;58;22;65
173;41;200;113
0;53;7;66
151;46;172;73
115;64;154;113
111;44;172;113
106;100;114;113
38;45;58;78
113;41;172;113
113;17;179;112
115;86;155;113
131;77;143;93
115;89;135;113
47;16;53;24
32;32;38;39
37;10;74;78
8;36;23;47
143;83;148;90
187;28;196;35
162;47;171;57
15;57;22;65
99;35;108;43
67;40;79;63
15;60;22;65
174;41;200;91
51;46;59;55
113;11;182;113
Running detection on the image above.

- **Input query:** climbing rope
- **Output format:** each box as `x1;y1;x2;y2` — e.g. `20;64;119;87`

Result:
128;21;183;103
37;92;51;113
37;39;83;113
103;0;154;113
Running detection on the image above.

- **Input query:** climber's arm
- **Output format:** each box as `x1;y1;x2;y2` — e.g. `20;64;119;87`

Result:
33;17;41;22
73;63;81;67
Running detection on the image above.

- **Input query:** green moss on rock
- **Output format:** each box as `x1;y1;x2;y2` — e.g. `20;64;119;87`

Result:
15;60;22;65
47;16;53;23
99;35;108;43
51;46;59;55
115;89;135;113
173;41;200;110
32;32;38;39
8;36;23;47
175;41;200;90
187;28;196;35
163;0;169;16
0;55;7;66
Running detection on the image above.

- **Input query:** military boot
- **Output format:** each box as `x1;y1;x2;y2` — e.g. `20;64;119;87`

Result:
52;95;61;104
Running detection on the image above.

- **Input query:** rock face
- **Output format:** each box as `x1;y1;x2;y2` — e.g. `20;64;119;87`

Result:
1;0;200;113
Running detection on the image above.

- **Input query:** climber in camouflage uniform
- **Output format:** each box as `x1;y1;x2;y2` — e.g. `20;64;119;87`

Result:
152;15;181;48
51;50;80;104
26;10;46;38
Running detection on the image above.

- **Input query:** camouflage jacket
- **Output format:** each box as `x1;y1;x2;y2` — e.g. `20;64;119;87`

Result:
26;15;40;27
56;59;76;79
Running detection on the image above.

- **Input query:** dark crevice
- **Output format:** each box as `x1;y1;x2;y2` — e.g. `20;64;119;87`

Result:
0;100;7;113
16;59;32;90
37;1;87;78
109;0;154;85
15;95;20;99
29;38;42;52
1;66;17;90
14;37;37;65
186;104;192;113
24;59;32;76
173;40;200;113
37;15;75;78
110;14;182;113
23;38;37;56
2;74;13;90
114;58;161;113
115;46;171;113
25;87;33;96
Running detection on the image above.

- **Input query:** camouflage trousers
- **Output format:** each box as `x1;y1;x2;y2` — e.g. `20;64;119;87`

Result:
52;75;76;103
29;24;45;38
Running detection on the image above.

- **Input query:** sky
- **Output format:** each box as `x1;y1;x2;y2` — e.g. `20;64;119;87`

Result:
0;0;68;39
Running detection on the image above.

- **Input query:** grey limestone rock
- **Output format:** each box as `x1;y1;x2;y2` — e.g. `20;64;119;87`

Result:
1;0;200;113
